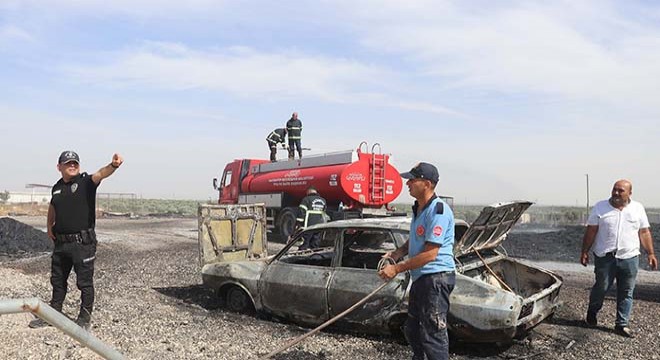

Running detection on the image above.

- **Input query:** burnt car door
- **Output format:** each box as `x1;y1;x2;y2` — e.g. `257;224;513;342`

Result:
258;228;339;326
327;227;409;333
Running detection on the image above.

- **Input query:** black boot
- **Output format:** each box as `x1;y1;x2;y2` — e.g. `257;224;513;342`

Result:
75;308;92;330
28;306;62;328
28;316;51;328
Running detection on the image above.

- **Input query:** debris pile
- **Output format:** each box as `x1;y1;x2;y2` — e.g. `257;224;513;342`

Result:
0;217;53;258
507;224;660;268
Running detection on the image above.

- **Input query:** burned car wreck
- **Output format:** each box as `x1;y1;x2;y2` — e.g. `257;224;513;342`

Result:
198;201;563;342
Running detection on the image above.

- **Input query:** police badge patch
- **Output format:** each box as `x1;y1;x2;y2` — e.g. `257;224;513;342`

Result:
71;183;78;193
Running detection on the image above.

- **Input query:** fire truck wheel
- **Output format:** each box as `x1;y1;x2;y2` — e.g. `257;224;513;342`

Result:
277;208;297;238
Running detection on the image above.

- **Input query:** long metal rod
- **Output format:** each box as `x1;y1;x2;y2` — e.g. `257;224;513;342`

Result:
472;247;514;293
0;298;125;360
260;280;392;359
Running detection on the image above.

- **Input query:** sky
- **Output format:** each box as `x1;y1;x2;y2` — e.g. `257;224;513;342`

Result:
1;1;659;206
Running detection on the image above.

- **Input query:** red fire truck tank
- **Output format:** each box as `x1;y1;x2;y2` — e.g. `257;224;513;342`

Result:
214;143;404;237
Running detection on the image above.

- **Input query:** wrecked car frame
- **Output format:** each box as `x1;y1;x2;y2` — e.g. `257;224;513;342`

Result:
199;201;563;342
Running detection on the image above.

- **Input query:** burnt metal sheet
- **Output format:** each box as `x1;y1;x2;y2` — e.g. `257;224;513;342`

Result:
259;262;331;325
198;203;268;265
454;201;532;257
327;267;407;333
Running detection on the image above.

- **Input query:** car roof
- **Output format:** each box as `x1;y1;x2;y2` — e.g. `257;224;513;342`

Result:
305;216;469;232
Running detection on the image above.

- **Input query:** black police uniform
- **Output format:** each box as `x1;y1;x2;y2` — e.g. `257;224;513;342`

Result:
49;172;99;322
296;193;327;250
286;117;303;160
266;128;287;162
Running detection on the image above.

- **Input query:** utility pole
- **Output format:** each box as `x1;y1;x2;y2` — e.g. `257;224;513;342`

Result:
585;174;590;223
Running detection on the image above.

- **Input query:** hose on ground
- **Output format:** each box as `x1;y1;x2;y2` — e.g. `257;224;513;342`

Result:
260;257;397;359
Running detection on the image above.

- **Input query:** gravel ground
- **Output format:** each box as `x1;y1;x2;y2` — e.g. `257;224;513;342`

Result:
1;216;659;360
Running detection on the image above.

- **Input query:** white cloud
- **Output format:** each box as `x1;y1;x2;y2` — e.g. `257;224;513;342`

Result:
0;24;33;43
341;1;660;114
63;42;466;116
1;0;228;19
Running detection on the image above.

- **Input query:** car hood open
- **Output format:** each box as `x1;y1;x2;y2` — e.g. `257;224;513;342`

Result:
454;201;532;257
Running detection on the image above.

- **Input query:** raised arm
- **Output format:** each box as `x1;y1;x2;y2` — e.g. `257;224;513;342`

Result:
92;153;123;185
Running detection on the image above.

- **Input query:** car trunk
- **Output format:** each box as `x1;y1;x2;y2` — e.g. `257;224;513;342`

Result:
449;202;563;341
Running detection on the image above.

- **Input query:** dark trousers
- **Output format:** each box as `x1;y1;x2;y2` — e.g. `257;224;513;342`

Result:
288;139;302;159
50;241;97;318
405;272;455;360
299;231;321;250
268;141;278;162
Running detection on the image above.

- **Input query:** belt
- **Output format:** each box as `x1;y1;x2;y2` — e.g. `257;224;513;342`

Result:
434;270;455;275
55;229;96;244
422;270;455;278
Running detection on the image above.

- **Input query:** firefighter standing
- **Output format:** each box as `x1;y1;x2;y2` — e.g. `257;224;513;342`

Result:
286;112;303;160
29;151;123;330
297;186;327;250
266;128;287;162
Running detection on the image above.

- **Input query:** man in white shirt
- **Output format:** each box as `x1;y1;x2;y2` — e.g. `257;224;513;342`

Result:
580;179;657;338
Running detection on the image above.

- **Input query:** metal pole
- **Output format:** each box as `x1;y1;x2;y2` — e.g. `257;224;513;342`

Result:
585;174;590;222
0;298;125;360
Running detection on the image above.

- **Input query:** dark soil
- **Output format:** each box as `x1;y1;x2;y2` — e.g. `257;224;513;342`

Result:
507;224;660;268
0;217;52;258
1;217;659;359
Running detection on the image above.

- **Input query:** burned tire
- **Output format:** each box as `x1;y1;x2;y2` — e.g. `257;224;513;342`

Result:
277;208;297;239
388;314;408;343
225;286;254;314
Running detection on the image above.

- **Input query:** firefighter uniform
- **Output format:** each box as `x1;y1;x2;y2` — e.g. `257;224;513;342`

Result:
286;115;303;160
49;172;99;325
266;128;287;162
297;191;327;250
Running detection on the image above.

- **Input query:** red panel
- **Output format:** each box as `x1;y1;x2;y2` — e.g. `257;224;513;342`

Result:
339;154;403;206
240;152;403;208
243;164;354;206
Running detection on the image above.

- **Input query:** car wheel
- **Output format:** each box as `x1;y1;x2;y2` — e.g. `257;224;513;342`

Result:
388;314;408;343
225;286;254;314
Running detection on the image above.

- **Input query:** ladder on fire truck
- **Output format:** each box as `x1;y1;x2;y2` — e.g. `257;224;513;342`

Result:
359;142;386;204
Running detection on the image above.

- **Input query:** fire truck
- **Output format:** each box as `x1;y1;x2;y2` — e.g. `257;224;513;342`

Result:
213;142;404;238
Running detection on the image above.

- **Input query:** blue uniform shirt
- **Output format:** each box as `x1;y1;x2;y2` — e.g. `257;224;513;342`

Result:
408;195;455;282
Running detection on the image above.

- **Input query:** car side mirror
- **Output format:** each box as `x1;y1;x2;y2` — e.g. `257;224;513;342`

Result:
212;178;218;190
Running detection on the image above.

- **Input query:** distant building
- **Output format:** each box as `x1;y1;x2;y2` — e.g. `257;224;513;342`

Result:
5;191;52;204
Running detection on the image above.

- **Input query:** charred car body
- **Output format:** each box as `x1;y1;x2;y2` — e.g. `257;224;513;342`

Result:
198;201;562;342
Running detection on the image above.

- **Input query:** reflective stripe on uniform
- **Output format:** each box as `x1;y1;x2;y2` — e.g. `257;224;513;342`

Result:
303;210;325;228
267;134;281;143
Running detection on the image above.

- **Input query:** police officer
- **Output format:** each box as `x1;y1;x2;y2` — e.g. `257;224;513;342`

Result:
266;128;287;162
296;186;327;250
286;112;303;160
29;151;123;330
379;162;455;360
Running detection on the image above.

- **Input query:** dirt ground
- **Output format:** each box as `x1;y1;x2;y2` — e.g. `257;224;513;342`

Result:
1;216;659;360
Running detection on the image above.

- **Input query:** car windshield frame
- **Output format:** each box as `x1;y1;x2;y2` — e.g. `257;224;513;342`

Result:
269;225;408;266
